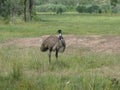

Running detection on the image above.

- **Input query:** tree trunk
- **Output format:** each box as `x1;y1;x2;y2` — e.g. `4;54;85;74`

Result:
29;0;33;21
24;0;27;22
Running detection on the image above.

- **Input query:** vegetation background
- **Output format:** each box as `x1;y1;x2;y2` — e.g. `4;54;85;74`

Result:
0;0;120;90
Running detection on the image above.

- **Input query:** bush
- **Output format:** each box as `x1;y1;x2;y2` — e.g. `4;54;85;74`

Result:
76;5;86;13
36;4;66;14
86;5;101;13
36;5;48;12
76;5;102;14
112;4;120;13
100;4;111;13
55;4;66;14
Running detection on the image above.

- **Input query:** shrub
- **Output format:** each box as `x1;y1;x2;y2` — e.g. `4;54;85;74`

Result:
36;5;48;12
76;5;86;13
55;4;66;14
100;4;111;13
76;5;102;14
86;5;101;13
112;4;120;13
36;4;66;14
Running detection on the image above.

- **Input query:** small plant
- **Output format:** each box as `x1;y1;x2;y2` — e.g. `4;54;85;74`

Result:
10;63;22;80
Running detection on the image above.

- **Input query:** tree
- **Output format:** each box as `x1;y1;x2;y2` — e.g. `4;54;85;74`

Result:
24;0;27;22
23;0;34;22
0;0;10;17
29;0;33;21
0;0;23;23
0;0;34;22
110;0;120;13
110;0;118;6
9;0;23;23
76;5;86;13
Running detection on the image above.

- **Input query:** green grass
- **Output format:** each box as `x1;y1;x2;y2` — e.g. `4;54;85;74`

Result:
1;13;120;41
0;46;120;90
0;13;120;90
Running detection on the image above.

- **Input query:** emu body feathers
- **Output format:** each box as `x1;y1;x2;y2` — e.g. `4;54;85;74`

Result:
40;30;66;64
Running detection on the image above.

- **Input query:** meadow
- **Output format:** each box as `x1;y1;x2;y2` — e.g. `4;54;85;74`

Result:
0;13;120;90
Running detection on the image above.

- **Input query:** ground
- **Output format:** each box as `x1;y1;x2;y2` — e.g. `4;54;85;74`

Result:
1;35;120;53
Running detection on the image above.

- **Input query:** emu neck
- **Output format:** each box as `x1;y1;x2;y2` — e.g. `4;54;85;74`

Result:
58;33;62;40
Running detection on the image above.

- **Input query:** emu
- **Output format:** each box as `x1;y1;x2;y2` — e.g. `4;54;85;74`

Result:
40;30;66;64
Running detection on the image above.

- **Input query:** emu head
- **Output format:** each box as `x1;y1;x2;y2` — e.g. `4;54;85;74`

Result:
57;30;63;39
58;30;62;34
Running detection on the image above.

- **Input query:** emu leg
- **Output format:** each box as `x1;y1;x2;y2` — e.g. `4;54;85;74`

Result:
48;50;51;63
55;49;58;64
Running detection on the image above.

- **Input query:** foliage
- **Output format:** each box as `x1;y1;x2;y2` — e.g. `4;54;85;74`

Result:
0;0;23;17
1;0;120;23
76;5;86;13
112;4;120;13
76;5;101;13
110;0;118;6
34;0;120;14
34;0;42;5
36;4;55;12
0;0;35;22
86;5;101;13
55;4;66;14
0;0;11;17
100;4;111;13
36;4;66;14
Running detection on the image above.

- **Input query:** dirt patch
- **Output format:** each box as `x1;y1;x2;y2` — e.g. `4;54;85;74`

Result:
65;35;120;53
0;35;120;53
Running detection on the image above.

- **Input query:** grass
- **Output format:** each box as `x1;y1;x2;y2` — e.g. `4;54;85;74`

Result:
1;13;120;41
0;13;120;90
0;46;120;90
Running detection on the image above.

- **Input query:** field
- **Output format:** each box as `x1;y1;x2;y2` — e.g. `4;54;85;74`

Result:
0;13;120;90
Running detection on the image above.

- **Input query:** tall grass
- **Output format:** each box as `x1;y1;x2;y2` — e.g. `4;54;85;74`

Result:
0;46;120;90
